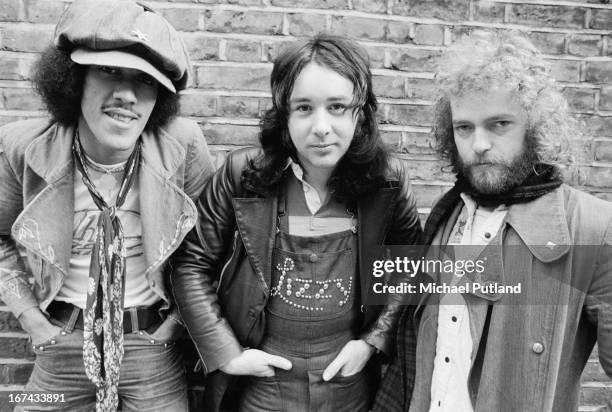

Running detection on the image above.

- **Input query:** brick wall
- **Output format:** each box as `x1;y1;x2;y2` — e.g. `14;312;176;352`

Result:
1;0;612;411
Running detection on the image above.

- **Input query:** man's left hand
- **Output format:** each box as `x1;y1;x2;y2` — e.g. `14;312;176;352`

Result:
322;339;376;381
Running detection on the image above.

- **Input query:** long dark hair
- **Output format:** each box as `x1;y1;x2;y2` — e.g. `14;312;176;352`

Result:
32;45;179;131
242;35;389;203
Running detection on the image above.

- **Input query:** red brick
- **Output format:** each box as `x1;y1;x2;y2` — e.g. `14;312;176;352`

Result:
362;45;385;69
413;24;444;46
271;0;348;8
599;87;612;111
0;336;34;358
589;8;612;30
182;35;219;61
399;131;435;154
412;183;452;208
582;360;611;382
507;5;585;29
0;311;22;332
226;0;263;5
474;1;505;23
0;362;33;384
562;87;596;112
196;66;271;91
352;0;387;14
594;140;612;162
373;75;405;99
579;384;612;406
585;165;612;187
225;40;261;62
26;0;68;24
529;32;566;55
0;56;31;81
580;114;612;137
387;48;441;72
159;8;200;31
585;61;612;83
385;21;412;44
568;34;603;57
202;123;259;145
406;78;435;101
403;157;452;182
218;96;261;118
264;40;297;63
384;103;433;126
0;0;24;21
286;13;327;37
203;10;282;35
331;16;386;41
391;0;469;21
0;26;54;53
1;88;44;111
178;94;216;117
380;130;402;147
549;59;581;83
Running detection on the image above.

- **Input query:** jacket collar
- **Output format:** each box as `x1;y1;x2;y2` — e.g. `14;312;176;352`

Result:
14;123;194;276
24;125;185;184
505;186;570;262
231;183;398;296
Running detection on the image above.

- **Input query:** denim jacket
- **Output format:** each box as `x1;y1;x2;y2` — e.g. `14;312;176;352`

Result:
0;118;213;321
407;185;612;412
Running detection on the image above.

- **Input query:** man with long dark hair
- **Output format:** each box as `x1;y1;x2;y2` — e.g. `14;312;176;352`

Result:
170;35;422;411
0;0;213;410
375;30;612;412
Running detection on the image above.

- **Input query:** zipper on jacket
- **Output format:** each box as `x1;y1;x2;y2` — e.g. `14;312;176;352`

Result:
217;229;240;293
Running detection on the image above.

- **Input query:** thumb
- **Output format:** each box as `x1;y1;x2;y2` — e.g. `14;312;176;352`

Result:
265;354;293;371
322;356;343;381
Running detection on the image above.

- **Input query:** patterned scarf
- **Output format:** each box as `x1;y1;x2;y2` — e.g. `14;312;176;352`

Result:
73;131;141;412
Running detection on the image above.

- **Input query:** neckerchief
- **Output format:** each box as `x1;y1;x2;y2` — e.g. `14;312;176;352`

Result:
73;130;141;412
424;164;562;244
455;163;562;208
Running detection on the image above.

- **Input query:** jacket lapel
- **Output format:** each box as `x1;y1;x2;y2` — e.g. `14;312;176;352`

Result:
139;129;197;274
358;187;397;304
233;197;277;292
12;124;75;276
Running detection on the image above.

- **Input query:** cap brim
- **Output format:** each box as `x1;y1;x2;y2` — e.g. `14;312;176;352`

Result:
70;48;176;93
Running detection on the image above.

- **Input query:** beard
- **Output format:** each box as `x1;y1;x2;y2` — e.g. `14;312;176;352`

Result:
455;146;538;195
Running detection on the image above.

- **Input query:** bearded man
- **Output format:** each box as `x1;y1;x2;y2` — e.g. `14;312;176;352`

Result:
374;31;612;412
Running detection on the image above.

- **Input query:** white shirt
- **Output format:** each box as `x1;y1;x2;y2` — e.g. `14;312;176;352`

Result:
57;160;159;309
429;194;507;412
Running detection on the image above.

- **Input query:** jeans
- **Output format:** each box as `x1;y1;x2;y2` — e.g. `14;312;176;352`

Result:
15;316;188;412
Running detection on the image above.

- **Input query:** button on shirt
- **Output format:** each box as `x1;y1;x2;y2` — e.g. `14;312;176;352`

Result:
429;194;507;412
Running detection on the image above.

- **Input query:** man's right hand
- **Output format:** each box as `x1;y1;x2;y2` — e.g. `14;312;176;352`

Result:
219;348;292;377
18;307;63;346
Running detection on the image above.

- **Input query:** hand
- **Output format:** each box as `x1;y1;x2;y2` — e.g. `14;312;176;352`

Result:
19;307;63;346
322;339;376;381
220;349;292;377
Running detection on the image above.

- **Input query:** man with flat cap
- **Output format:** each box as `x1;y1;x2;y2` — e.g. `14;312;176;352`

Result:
0;0;213;410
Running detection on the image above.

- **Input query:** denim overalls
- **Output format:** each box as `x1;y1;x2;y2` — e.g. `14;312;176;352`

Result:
239;182;369;412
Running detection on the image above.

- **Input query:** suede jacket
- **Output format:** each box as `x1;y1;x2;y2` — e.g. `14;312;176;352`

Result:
0;118;213;322
376;184;612;412
170;148;423;410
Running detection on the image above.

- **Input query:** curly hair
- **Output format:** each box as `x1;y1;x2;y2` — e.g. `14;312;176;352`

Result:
432;30;577;178
32;45;179;131
241;34;389;204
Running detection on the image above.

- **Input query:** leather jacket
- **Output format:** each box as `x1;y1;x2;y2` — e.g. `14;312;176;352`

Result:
170;148;422;390
0;117;213;322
